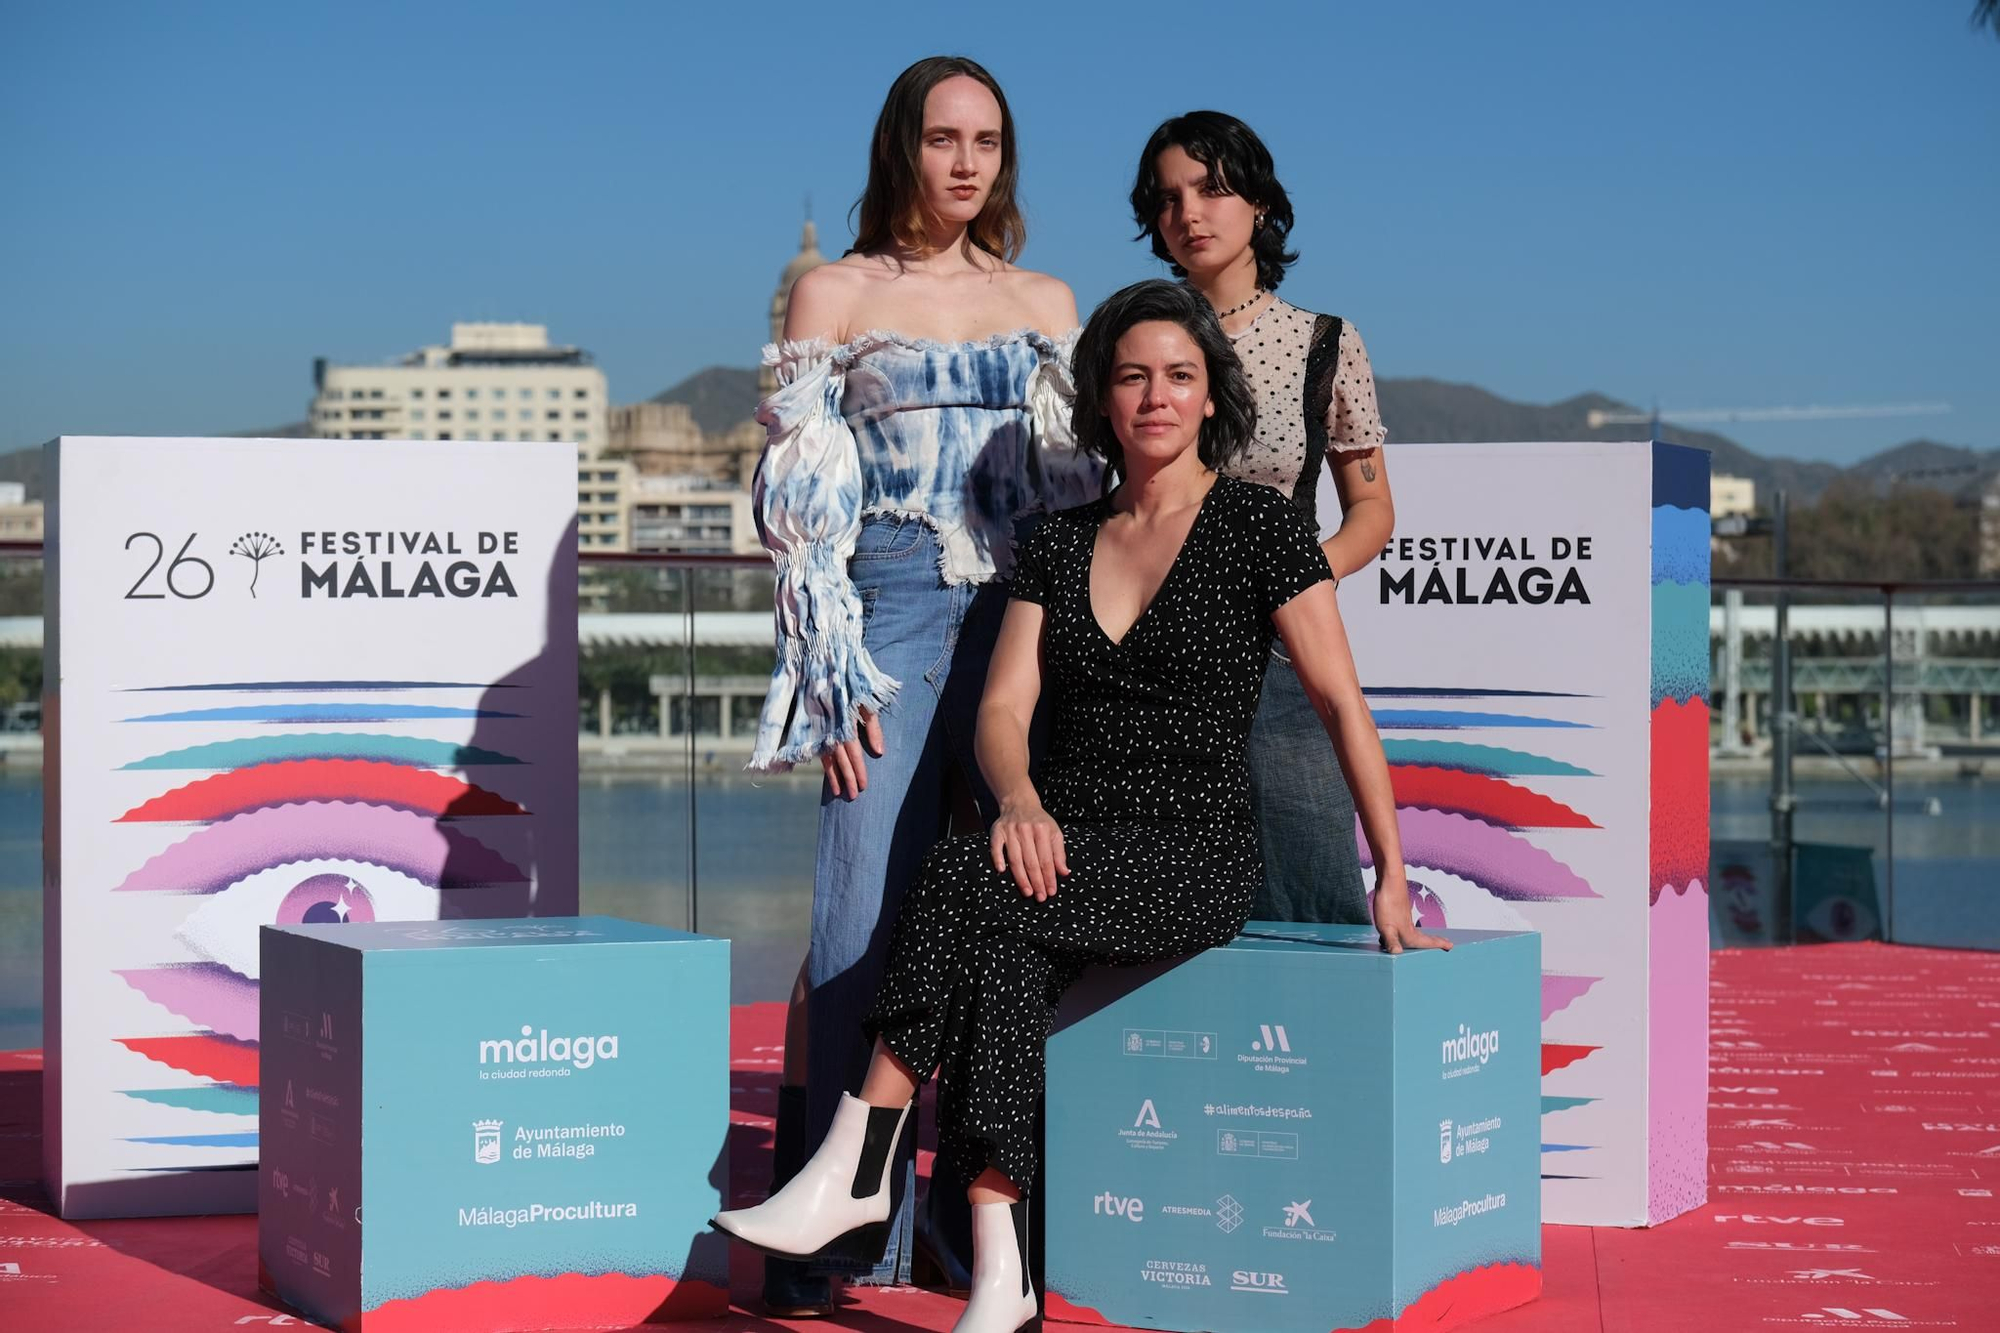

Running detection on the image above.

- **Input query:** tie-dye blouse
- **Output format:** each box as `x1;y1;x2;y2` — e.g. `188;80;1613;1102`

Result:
749;328;1102;771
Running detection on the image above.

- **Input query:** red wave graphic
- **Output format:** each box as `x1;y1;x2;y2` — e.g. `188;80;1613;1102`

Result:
1342;1260;1543;1331
1045;1290;1113;1325
119;758;527;823
1542;1043;1600;1075
117;1035;259;1086
1649;698;1709;904
359;1271;726;1330
1390;764;1597;829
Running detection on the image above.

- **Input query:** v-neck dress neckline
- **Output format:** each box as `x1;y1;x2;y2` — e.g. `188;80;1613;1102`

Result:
1084;477;1219;650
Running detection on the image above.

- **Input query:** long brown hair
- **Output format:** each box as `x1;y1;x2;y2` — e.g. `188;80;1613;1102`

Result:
849;56;1025;264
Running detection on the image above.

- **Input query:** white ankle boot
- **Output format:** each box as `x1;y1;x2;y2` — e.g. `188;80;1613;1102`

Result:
953;1200;1038;1333
712;1093;911;1259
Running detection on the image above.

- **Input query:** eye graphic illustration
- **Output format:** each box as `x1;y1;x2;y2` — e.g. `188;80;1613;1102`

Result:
121;732;525;773
107;682;541;1168
1803;894;1877;942
174;860;442;980
1378;739;1594;780
118;758;528;823
115;801;528;897
1539;974;1603;1022
1359;808;1598;903
1387;764;1596;831
1362;867;1534;934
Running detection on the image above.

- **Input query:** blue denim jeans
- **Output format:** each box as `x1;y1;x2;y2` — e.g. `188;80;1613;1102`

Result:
1245;642;1370;924
806;514;1005;1282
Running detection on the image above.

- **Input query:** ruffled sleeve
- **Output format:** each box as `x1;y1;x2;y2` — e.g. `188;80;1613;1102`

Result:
746;339;900;772
1026;328;1106;510
1326;321;1389;452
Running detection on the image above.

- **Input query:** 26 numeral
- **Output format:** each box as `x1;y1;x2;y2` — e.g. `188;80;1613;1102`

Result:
124;533;215;599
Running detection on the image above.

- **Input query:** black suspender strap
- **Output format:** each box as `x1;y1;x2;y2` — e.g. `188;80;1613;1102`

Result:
1293;315;1344;520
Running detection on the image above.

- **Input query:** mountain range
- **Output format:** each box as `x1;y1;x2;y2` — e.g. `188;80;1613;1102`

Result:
2;372;1991;507
640;367;1996;506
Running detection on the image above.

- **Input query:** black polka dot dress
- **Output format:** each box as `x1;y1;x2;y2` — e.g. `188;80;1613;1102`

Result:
864;475;1335;1191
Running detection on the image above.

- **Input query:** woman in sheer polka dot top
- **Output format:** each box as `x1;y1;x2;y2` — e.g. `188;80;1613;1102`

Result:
713;280;1446;1333
1129;109;1395;927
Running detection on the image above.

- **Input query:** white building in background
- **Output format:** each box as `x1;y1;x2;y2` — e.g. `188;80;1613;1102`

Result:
577;456;633;552
1980;474;2000;579
0;482;42;543
310;322;609;456
1712;473;1756;519
628;475;758;555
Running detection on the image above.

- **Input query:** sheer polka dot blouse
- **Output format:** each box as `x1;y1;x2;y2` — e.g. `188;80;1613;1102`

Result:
1226;297;1387;500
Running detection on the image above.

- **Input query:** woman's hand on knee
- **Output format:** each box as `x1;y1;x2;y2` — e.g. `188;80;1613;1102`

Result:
989;795;1069;901
820;708;886;800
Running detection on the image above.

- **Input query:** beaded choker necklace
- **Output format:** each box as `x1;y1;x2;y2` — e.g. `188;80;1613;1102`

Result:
1212;288;1267;319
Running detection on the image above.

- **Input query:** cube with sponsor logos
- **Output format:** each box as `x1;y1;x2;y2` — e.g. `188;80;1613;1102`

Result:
257;915;728;1331
1044;924;1540;1333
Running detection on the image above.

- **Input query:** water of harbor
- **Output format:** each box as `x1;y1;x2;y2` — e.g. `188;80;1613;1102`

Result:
3;766;1994;1050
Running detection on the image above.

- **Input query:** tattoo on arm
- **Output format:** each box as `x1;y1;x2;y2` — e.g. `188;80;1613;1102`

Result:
1359;458;1377;483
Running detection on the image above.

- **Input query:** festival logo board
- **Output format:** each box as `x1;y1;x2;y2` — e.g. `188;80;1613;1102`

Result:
42;435;579;1219
1323;440;1710;1227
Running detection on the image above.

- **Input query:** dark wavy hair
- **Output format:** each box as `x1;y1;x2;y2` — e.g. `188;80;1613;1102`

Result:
848;56;1025;264
1129;110;1298;291
1072;280;1258;478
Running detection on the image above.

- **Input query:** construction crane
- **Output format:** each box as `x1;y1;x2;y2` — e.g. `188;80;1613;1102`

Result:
1586;401;1951;432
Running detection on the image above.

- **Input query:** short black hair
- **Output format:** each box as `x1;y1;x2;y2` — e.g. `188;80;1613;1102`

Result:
1071;279;1258;478
1130;110;1298;291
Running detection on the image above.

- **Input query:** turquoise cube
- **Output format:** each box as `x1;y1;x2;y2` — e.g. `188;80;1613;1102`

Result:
258;916;728;1331
1044;925;1541;1332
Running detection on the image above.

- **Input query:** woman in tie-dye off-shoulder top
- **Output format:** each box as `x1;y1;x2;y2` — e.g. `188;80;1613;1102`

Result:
742;55;1100;1312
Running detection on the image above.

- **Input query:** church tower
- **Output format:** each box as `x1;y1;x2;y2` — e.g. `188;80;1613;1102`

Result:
760;217;828;396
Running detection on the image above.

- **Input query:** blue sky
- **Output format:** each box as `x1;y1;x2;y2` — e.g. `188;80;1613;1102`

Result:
2;1;1995;466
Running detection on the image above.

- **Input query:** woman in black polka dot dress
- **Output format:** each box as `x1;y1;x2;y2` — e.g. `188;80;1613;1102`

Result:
713;281;1446;1333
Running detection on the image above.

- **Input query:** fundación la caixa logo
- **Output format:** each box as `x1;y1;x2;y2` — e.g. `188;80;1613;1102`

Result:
479;1025;620;1080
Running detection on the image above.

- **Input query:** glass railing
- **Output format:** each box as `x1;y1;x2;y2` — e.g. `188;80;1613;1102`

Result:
1710;575;2000;948
3;540;1996;1050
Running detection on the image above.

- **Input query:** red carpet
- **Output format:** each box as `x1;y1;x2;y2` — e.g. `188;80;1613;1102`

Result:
4;943;1999;1331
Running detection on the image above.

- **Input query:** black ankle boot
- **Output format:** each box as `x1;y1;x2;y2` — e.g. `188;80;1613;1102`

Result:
761;1085;834;1316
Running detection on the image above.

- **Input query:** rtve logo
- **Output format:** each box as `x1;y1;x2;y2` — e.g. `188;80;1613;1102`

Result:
1094;1192;1144;1222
